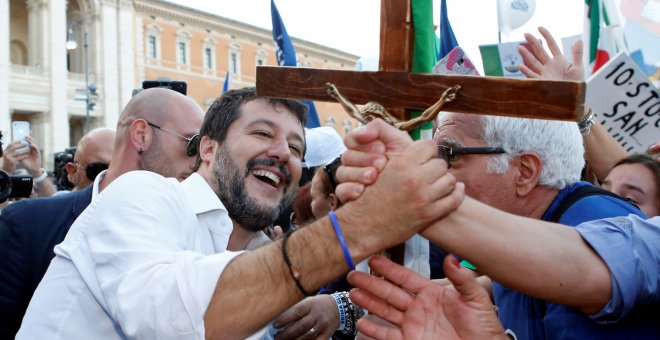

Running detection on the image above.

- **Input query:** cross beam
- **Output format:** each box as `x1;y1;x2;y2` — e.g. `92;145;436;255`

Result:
256;66;585;121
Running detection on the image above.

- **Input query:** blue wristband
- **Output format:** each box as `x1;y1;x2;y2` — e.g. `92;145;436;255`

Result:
328;211;355;271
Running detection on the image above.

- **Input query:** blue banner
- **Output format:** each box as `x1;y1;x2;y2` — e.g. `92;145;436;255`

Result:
271;0;297;66
222;71;229;94
439;0;459;59
270;0;320;128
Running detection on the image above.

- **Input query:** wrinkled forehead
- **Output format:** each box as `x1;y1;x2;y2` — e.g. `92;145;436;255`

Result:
434;112;484;143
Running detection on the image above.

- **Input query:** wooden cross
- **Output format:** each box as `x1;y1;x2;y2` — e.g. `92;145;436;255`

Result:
256;0;585;268
256;1;585;122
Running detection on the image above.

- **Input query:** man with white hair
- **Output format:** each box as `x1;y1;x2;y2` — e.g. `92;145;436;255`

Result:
432;112;647;339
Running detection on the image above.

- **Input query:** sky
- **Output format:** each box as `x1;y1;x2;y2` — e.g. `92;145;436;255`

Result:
168;0;585;74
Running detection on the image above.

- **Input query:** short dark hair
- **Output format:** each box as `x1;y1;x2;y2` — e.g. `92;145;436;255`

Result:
614;154;660;200
195;87;309;169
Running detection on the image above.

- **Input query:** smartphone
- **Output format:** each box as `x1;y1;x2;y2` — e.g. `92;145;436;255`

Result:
11;121;30;143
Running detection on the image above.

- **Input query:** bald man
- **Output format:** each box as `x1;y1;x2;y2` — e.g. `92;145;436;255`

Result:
0;88;205;338
64;128;116;191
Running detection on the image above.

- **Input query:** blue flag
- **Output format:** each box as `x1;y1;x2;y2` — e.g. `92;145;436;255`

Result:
271;0;297;67
439;0;459;59
270;0;320;128
222;71;229;94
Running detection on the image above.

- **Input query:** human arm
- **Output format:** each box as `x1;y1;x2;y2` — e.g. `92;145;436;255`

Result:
1;137;56;197
574;215;660;322
204;139;465;338
518;26;627;180
421;197;612;315
347;255;506;340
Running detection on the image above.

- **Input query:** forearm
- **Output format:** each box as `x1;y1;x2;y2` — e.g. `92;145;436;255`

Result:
36;181;56;197
583;122;627;181
422;197;612;314
205;206;376;339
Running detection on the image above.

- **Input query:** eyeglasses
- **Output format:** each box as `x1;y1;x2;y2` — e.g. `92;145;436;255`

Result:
147;121;200;157
79;162;109;181
437;145;506;168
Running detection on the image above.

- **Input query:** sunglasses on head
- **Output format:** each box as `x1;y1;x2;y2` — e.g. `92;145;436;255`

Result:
437;145;506;168
147;121;200;157
83;162;109;181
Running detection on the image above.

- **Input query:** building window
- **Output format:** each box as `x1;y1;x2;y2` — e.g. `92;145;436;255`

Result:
255;50;267;68
325;116;336;128
230;52;238;74
176;31;192;66
228;43;242;77
204;48;213;69
178;42;187;64
342;119;353;135
202;38;216;71
145;24;162;61
148;36;157;59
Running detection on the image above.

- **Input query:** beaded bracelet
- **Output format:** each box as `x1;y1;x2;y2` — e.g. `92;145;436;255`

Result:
328;211;355;270
281;230;315;296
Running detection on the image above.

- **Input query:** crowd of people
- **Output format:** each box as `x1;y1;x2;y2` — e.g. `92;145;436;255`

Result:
0;27;658;339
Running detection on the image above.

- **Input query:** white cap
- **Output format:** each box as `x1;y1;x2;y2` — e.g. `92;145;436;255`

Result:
302;127;346;168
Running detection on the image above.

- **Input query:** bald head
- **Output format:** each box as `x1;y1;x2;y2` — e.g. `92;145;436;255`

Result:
66;128;115;190
106;87;205;183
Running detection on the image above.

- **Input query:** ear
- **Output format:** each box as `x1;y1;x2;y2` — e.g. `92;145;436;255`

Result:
129;119;152;152
329;193;341;211
514;152;543;197
198;135;217;166
65;162;77;177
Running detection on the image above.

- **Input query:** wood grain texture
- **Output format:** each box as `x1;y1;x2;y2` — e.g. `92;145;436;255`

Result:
379;0;412;72
256;66;585;121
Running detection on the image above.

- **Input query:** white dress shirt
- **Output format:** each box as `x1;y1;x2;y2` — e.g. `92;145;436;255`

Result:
17;171;240;339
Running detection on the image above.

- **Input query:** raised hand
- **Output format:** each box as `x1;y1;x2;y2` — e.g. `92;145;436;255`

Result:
348;256;506;340
518;26;585;82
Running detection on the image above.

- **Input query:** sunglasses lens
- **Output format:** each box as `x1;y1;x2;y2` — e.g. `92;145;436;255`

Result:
187;135;200;157
85;163;109;181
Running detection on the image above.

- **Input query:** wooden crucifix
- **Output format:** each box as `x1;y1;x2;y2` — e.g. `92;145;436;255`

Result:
256;0;585;270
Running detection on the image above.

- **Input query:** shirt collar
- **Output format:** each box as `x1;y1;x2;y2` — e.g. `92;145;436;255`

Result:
180;172;227;215
91;170;107;201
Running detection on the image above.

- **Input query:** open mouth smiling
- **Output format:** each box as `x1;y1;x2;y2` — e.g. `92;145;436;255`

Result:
252;169;282;188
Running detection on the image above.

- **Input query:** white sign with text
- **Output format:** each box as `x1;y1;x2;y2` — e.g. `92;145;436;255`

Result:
587;52;660;153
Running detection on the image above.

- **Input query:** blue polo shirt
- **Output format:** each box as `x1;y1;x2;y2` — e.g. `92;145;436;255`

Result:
493;182;659;340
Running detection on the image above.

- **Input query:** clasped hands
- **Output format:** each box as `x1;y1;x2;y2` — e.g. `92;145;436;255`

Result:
334;119;506;340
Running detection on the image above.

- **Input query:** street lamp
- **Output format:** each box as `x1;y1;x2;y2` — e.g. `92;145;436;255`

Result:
66;23;95;133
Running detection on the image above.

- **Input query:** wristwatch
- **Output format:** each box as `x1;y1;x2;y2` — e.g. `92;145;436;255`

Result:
33;168;48;184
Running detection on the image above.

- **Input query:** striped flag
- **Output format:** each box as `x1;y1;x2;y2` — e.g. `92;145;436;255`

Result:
584;0;626;76
271;0;320;128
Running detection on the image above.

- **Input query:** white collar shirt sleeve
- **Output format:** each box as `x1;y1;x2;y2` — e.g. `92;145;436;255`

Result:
18;171;244;339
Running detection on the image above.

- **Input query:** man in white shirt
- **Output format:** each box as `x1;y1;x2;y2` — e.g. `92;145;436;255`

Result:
0;87;204;338
18;87;464;339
